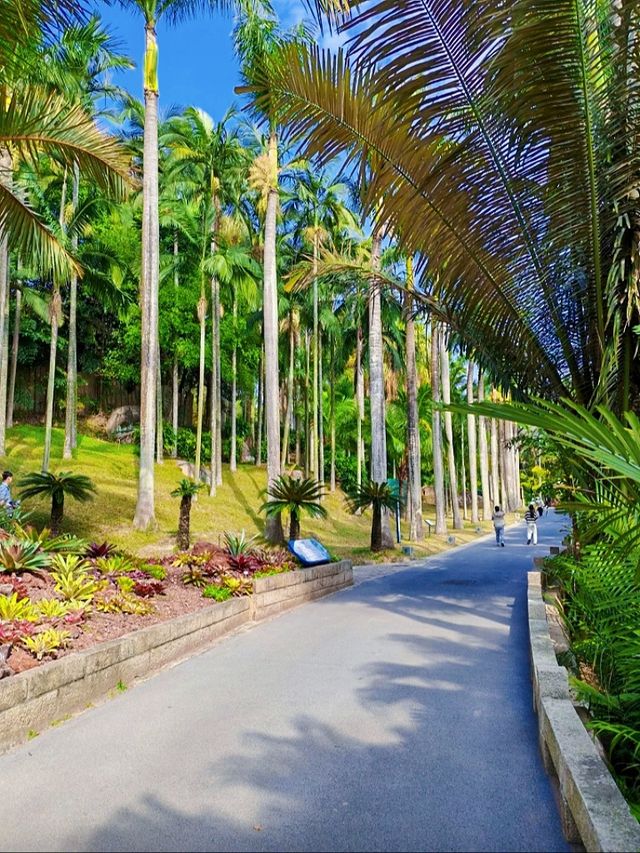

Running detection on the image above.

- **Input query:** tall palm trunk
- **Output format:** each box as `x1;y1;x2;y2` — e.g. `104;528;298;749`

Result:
466;362;479;523
0;147;13;455
505;420;520;510
156;348;163;464
369;227;393;549
230;285;238;472
461;424;468;520
133;20;160;530
330;336;336;492
256;346;263;466
171;235;179;458
405;257;423;540
6;286;20;429
304;328;310;476
42;290;61;472
311;228;319;480
194;292;207;485
63;162;80;460
356;322;364;487
440;330;462;529
490;415;500;507
477;371;492;520
281;308;295;469
499;419;508;511
43;167;69;472
430;321;447;534
318;329;324;487
213;271;222;487
263;130;283;543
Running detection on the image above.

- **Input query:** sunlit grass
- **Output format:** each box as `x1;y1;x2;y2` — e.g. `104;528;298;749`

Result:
4;425;504;563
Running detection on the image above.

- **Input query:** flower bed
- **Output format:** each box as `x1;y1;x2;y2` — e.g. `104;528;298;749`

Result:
0;525;298;679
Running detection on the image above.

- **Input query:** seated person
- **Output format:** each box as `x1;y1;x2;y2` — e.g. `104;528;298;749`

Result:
0;470;19;514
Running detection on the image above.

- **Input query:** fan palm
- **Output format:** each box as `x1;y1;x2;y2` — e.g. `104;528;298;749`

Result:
171;478;202;550
254;1;640;411
18;471;96;533
348;480;400;552
261;474;327;540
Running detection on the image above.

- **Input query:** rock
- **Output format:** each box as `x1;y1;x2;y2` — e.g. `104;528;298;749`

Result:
105;405;140;435
0;584;13;596
176;461;211;485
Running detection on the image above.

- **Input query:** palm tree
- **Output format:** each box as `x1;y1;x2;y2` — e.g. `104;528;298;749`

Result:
236;12;287;542
348;479;400;552
258;6;640;413
477;370;492;520
43;17;133;461
0;5;130;282
171;478;202;550
115;0;240;530
288;167;357;484
18;471;96;533
261;474;327;540
439;328;462;529
368;226;394;548
404;254;423;540
431;321;447;534
466;362;479;524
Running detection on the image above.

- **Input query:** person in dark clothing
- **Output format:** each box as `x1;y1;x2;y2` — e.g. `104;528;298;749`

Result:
525;503;538;545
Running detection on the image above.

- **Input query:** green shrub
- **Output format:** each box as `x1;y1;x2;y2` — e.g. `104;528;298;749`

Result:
202;584;232;602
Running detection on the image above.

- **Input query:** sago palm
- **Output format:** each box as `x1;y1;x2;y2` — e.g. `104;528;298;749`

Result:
171;478;202;550
261;474;327;540
348;480;400;553
18;471;97;533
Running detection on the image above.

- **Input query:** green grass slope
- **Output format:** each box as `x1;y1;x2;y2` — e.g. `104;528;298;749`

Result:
3;425;496;563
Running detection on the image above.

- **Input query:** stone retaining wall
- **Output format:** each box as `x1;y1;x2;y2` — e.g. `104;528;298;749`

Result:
0;559;353;755
528;570;640;852
251;560;353;620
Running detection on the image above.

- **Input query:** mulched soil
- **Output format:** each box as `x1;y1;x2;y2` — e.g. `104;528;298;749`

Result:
1;550;233;676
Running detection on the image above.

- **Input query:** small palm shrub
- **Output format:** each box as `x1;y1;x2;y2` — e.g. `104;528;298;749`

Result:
260;475;327;540
171;479;202;551
347;480;400;552
18;472;97;533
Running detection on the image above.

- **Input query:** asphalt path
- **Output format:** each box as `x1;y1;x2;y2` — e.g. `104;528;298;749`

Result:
0;511;571;852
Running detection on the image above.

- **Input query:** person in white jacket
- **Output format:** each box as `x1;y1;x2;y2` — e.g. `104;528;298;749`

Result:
492;505;506;547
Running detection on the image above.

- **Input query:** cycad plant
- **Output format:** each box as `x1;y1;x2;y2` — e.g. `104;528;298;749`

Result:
260;475;327;540
171;478;202;551
348;480;400;552
18;471;96;534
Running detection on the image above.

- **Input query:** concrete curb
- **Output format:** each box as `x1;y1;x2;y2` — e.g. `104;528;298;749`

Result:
0;559;352;755
528;568;640;852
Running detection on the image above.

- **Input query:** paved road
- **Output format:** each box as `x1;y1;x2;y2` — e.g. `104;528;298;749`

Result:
0;512;570;852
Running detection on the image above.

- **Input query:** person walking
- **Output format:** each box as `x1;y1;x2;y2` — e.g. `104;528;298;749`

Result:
492;505;506;547
525;503;538;545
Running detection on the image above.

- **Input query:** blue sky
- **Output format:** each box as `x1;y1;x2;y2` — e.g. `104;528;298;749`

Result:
95;2;318;122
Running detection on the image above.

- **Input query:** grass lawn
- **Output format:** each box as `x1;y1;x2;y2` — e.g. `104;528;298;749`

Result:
3;424;506;564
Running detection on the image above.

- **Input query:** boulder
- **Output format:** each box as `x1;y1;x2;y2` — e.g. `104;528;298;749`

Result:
105;405;140;435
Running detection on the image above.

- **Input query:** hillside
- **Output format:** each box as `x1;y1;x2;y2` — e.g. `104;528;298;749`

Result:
2;426;495;563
